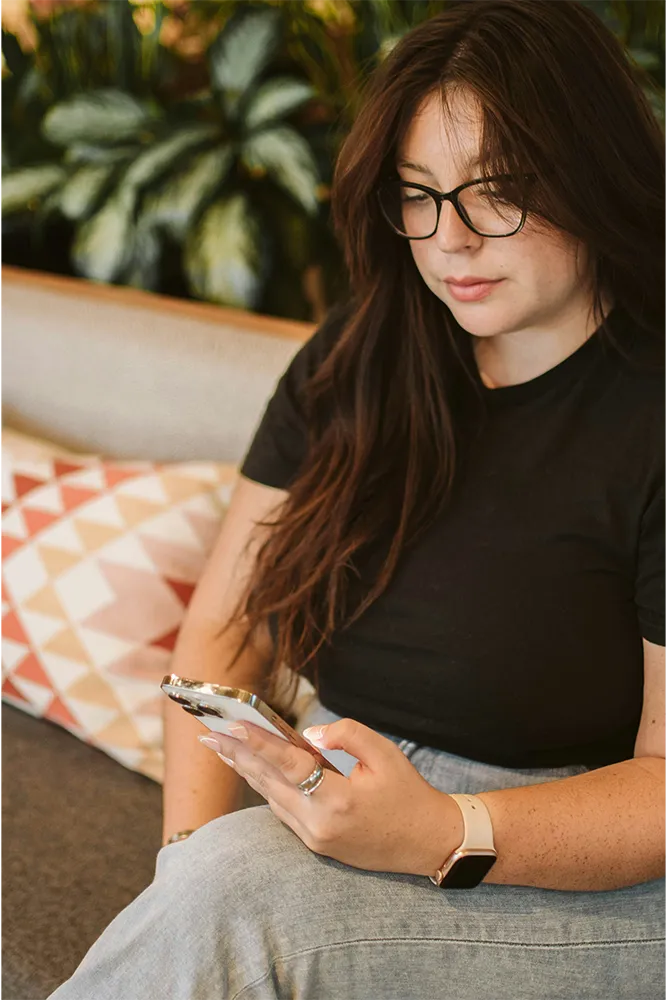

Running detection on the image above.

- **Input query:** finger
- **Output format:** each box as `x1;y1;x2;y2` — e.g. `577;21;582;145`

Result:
199;730;342;838
226;737;338;831
208;723;329;788
303;718;395;771
211;735;317;809
211;736;292;793
241;768;270;802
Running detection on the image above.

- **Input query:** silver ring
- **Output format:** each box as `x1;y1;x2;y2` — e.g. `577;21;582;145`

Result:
297;760;325;796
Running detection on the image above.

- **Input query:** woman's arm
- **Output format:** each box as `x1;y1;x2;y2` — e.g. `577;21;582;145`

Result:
472;639;665;891
161;618;270;846
191;641;664;889
161;474;288;847
473;754;664;891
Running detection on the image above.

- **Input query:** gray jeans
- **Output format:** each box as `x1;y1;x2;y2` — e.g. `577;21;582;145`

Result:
49;701;665;1000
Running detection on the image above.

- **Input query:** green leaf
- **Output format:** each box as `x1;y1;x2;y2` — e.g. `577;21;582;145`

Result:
209;8;282;119
184;192;265;308
42;90;156;147
105;0;142;94
141;144;235;241
64;143;137;166
16;66;44;107
125;220;163;290
378;34;403;60
271;202;312;273
1;165;67;215
644;86;665;125
628;47;662;71
71;187;136;282
242;125;320;215
58;163;116;220
124;124;220;189
244;77;315;131
33;186;64;232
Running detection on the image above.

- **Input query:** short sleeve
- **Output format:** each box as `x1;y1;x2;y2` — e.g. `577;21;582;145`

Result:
239;299;352;490
635;485;665;646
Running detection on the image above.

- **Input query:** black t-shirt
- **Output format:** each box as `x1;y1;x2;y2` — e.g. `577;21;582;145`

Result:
240;303;665;768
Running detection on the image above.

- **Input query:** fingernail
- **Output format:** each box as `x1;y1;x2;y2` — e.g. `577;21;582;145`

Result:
217;754;235;766
227;723;248;740
198;735;221;751
303;725;325;747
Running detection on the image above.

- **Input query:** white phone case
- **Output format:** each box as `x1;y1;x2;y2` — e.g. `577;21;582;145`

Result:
161;674;344;774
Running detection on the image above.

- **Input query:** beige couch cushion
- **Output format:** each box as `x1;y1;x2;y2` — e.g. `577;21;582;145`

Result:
2;268;311;463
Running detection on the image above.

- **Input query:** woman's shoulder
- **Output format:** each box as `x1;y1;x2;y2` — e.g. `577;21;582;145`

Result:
609;319;665;475
606;308;664;403
613;304;664;367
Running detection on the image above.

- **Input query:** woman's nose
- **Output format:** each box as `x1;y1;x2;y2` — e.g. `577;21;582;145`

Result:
432;200;480;252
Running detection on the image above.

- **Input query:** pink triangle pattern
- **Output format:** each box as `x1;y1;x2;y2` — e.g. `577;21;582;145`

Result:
83;560;183;644
104;646;172;683
138;532;206;583
182;509;222;552
2;427;240;785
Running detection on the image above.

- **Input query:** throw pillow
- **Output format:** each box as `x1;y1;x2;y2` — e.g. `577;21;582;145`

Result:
2;429;238;783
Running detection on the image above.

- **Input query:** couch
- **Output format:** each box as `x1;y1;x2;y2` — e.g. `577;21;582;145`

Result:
2;265;317;999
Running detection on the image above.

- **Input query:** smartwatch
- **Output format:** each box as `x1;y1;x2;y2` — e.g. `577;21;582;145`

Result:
429;793;497;889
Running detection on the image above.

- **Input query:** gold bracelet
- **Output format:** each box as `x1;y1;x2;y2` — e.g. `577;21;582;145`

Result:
166;829;195;845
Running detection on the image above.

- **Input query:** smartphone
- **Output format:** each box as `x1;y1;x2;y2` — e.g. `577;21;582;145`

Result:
161;673;344;775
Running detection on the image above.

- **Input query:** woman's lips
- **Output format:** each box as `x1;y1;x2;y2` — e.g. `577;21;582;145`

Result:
445;279;504;302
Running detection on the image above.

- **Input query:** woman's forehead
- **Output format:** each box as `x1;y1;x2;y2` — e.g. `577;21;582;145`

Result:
397;90;483;181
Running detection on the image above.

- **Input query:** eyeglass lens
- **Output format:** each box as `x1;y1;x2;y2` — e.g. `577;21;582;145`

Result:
379;180;524;237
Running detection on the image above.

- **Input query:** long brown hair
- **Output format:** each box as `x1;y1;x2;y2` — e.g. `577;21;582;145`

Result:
222;0;664;709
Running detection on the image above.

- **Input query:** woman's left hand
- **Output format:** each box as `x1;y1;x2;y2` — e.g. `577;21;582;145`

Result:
198;719;463;877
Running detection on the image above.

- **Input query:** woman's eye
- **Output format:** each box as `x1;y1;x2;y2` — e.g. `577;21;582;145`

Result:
401;192;429;203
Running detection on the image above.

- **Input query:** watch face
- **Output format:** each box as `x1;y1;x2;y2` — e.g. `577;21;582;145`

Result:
440;853;497;889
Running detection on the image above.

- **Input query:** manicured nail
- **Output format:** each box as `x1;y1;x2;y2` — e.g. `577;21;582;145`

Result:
227;723;248;740
217;754;235;766
198;735;221;751
303;725;325;747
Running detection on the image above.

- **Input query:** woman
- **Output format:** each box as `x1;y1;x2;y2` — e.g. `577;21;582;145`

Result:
50;1;664;997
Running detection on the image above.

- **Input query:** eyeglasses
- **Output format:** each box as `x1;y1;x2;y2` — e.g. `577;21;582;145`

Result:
376;174;534;239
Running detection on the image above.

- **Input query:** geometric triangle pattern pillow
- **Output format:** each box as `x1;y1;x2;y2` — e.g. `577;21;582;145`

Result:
2;428;238;784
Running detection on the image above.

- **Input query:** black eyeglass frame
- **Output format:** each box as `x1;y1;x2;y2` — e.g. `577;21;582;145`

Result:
376;173;535;240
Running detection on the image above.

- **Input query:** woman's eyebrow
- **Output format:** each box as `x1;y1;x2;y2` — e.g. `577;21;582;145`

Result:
397;160;434;175
397;158;482;176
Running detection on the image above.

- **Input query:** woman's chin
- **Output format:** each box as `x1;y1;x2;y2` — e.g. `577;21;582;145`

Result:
447;308;508;339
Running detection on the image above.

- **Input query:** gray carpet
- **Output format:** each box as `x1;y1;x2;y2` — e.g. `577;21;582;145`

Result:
2;704;163;999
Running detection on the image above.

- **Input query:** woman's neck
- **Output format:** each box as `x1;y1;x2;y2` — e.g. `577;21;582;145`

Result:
473;294;614;390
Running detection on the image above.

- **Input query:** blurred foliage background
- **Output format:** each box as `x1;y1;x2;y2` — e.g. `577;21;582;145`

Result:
2;0;664;321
